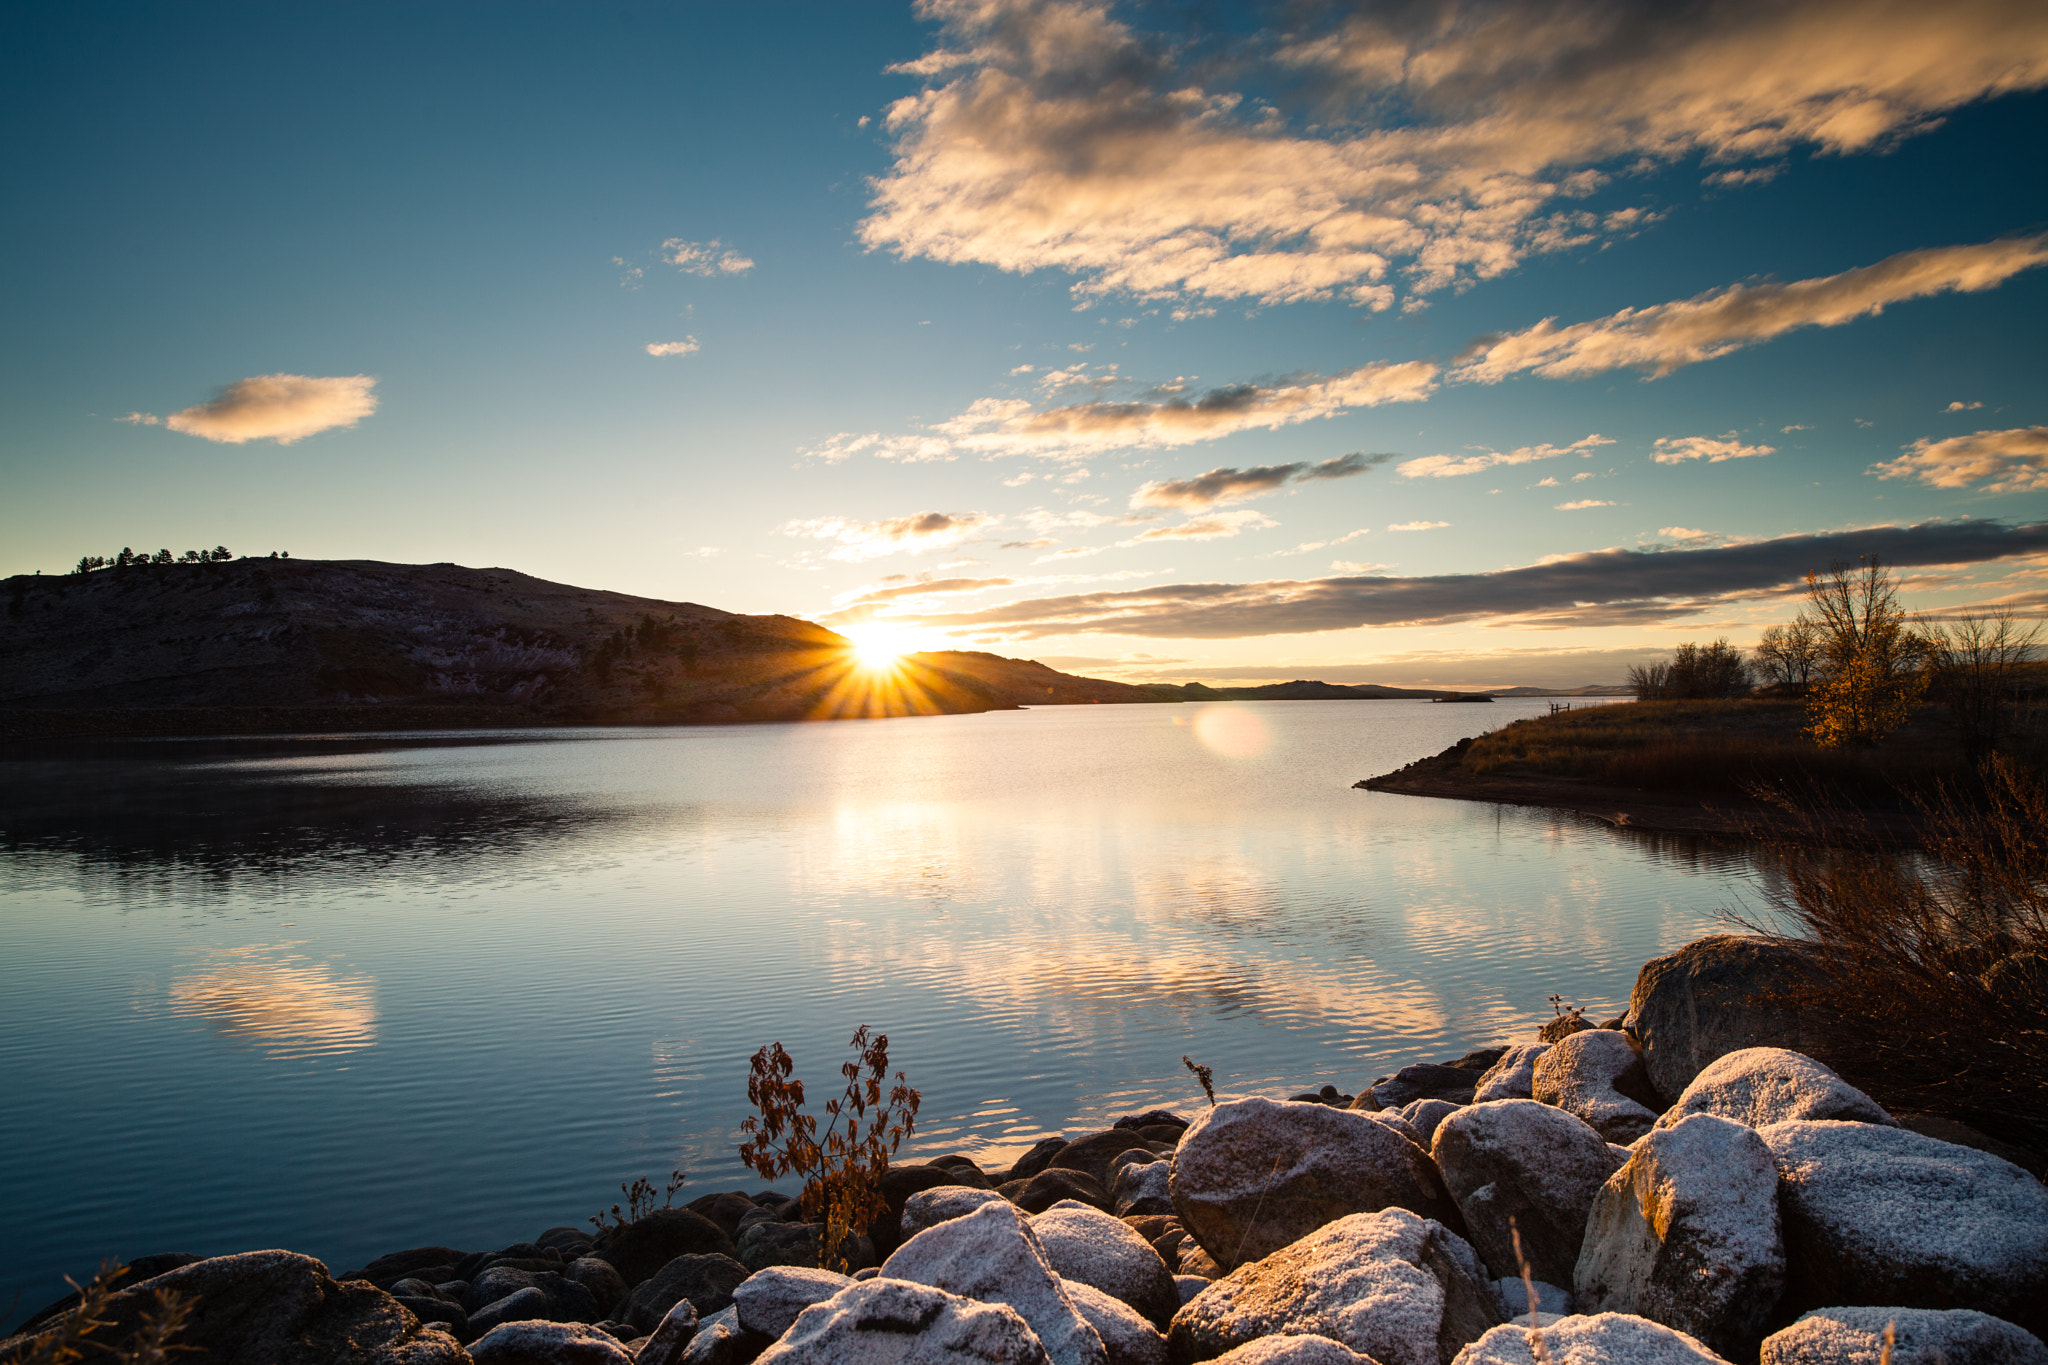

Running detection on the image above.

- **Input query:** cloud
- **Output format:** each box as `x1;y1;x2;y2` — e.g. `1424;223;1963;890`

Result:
1946;400;1985;412
1556;499;1616;510
1399;434;1611;479
895;519;2048;640
861;0;2048;309
1782;424;1812;432
154;374;378;446
780;510;998;561
1703;166;1783;189
1389;520;1450;532
1872;427;2048;492
1457;235;2048;382
646;338;701;357
1660;527;1712;540
1652;433;1776;464
1130;451;1394;510
1331;560;1395;575
1002;538;1057;549
1263;528;1372;558
662;239;754;275
1128;509;1276;543
116;412;160;426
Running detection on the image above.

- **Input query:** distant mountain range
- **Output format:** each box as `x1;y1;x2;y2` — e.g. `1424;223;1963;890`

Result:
0;558;1621;736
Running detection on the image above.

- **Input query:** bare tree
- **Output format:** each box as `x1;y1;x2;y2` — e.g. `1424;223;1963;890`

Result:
1918;609;2042;760
1627;660;1671;700
1755;618;1823;692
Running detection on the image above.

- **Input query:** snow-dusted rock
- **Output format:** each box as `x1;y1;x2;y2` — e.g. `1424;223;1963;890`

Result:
1031;1201;1178;1330
1211;1336;1382;1365
1761;1120;2048;1331
1400;1101;1462;1145
1170;1098;1460;1272
1359;1111;1429;1149
1761;1308;2048;1365
1167;1209;1500;1365
1112;1161;1175;1218
1624;935;1829;1105
468;1320;637;1364
1574;1114;1785;1360
880;1199;1107;1365
1656;1048;1894;1132
1532;1032;1659;1145
1473;1047;1549;1104
901;1186;1011;1238
1064;1282;1167;1365
1490;1280;1570;1321
1449;1313;1729;1365
1176;1276;1211;1306
732;1267;854;1340
753;1278;1053;1365
634;1298;699;1365
1431;1100;1623;1285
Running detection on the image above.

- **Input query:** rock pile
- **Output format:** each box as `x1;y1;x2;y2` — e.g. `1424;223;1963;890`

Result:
5;936;2045;1365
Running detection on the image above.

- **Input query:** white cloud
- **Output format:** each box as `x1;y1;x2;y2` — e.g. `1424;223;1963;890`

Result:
1389;520;1450;531
1872;427;2048;492
1330;560;1394;575
1127;509;1276;543
154;374;378;446
780;510;998;562
1262;528;1372;558
862;0;2048;309
646;338;701;357
662;239;754;275
1660;527;1712;540
1534;477;1559;488
1457;235;2048;382
116;412;160;426
1399;434;1611;479
1781;423;1812;432
1555;499;1616;510
1946;400;1985;412
1652;434;1776;464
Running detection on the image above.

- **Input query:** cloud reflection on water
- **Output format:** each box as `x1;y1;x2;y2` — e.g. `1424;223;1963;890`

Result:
163;946;378;1059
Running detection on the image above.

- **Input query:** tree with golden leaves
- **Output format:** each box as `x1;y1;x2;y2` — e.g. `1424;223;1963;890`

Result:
1803;557;1927;748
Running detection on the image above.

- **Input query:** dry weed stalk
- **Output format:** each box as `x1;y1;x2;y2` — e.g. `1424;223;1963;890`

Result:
3;1262;193;1365
1182;1056;1216;1108
1507;1218;1550;1365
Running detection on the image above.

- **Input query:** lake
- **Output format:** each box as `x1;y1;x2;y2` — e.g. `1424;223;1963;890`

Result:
0;698;1761;1313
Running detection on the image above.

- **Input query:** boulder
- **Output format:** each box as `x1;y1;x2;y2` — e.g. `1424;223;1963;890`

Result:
1761;1308;2048;1365
467;1267;599;1321
1167;1209;1500;1365
392;1295;470;1341
1574;1114;1786;1360
1066;1282;1168;1365
1113;1161;1176;1218
690;1194;764;1241
471;1287;553;1336
1013;1138;1073;1182
904;1186;1012;1236
1656;1048;1894;1131
1450;1313;1729;1365
754;1278;1052;1364
1489;1281;1569;1321
1400;1101;1462;1145
1115;1112;1190;1133
1020;1168;1113;1214
1179;1247;1223;1280
347;1247;470;1289
0;1251;465;1365
1761;1119;2048;1332
1210;1338;1380;1365
1430;1100;1624;1285
732;1267;855;1340
1532;1032;1659;1144
1473;1047;1549;1104
536;1228;595;1256
635;1299;700;1365
736;1222;823;1273
927;1156;997;1190
1171;1098;1461;1272
1056;1132;1169;1188
599;1210;741;1289
1174;1278;1209;1307
1893;1113;2045;1178
469;1321;636;1364
1624;936;1829;1105
623;1254;752;1335
1360;1112;1428;1149
564;1258;628;1314
873;1165;970;1259
881;1200;1107;1365
1373;1065;1481;1110
676;1306;772;1365
1032;1201;1179;1329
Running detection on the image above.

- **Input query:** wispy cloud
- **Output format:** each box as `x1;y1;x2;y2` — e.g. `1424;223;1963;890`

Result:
1652;434;1775;464
1399;435;1611;479
780;510;998;562
1456;235;2048;382
116;412;160;426
1946;400;1985;412
895;519;2048;640
141;374;379;446
1389;520;1450;532
1130;452;1394;510
662;239;754;275
1873;427;2048;493
1556;499;1616;510
1128;509;1276;542
1263;528;1372;558
646;338;701;357
863;0;2048;309
1660;527;1712;541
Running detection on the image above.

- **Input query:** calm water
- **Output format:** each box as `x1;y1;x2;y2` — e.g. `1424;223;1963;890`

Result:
0;699;1759;1313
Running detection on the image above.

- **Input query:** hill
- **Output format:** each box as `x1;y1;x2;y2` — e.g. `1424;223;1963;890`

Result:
0;558;1180;737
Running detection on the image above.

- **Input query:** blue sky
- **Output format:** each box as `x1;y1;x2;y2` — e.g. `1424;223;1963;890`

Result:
5;0;2046;687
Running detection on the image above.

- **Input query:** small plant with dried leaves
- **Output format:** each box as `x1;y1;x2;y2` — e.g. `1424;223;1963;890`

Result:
589;1167;688;1238
7;1261;195;1365
738;1026;920;1274
1182;1055;1216;1107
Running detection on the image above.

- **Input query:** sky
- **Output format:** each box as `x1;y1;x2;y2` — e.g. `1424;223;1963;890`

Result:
4;0;2047;689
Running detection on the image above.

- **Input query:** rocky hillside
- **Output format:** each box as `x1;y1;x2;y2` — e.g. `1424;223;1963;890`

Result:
0;558;1178;736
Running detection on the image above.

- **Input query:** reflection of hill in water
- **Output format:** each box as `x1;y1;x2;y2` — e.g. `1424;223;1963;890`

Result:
0;734;633;883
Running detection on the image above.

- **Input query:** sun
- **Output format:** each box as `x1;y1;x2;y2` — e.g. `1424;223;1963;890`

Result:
846;626;912;671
